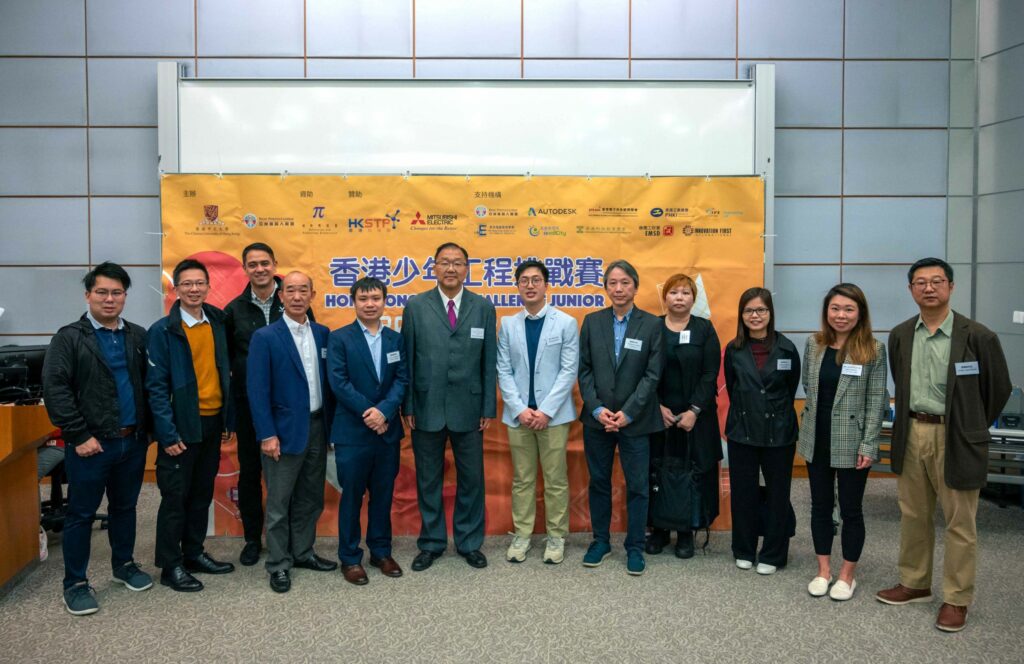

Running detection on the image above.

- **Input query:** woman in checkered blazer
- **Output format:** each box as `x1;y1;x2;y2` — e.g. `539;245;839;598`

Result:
798;283;888;602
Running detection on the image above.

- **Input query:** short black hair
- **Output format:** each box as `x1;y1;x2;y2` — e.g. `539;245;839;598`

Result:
242;242;276;264
603;260;639;289
350;277;387;300
434;242;469;261
173;258;209;286
908;257;953;284
514;260;549;283
83;261;131;292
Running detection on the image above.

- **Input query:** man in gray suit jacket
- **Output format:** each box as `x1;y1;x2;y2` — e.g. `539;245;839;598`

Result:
578;260;663;576
402;243;497;571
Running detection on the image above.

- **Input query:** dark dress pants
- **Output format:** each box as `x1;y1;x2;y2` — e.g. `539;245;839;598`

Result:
262;415;327;573
806;460;870;561
727;440;795;567
233;396;264;545
335;440;400;565
412;427;485;554
155;414;223;569
62;433;148;589
583;427;650;553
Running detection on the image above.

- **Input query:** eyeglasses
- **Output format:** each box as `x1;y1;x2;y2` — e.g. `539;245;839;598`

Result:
91;289;125;299
517;276;544;286
177;280;208;289
436;261;467;270
742;307;769;317
911;278;948;290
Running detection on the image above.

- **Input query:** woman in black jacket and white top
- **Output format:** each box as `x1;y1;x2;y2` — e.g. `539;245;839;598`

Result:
723;287;800;575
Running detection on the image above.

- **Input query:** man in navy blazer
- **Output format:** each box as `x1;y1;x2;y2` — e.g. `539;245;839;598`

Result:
246;271;337;593
327;277;409;585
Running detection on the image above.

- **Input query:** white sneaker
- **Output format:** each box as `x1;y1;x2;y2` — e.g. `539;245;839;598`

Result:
506;535;532;563
736;559;754;570
829;579;856;601
807;575;832;597
756;563;777;575
543;536;565;564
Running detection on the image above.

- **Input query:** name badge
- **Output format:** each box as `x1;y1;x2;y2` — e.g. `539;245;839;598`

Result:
679;330;691;344
386;350;401;364
777;359;792;371
841;363;862;377
470;327;485;339
955;361;980;376
624;338;642;351
546;336;560;346
321;348;327;359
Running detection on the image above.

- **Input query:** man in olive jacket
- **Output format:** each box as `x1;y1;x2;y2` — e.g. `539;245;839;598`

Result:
876;258;1011;633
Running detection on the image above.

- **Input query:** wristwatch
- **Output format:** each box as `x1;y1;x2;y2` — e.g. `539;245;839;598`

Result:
689;405;702;416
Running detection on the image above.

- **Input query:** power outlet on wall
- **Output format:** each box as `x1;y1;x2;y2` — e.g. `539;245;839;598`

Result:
1013;311;1024;325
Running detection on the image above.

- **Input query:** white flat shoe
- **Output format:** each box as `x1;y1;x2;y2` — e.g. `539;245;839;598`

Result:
829;579;856;601
736;559;753;570
807;575;832;597
756;563;777;575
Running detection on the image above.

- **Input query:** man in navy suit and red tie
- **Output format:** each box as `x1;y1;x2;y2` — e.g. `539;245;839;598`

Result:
246;271;337;594
328;277;409;585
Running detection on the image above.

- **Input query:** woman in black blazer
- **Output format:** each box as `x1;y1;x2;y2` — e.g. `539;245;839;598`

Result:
646;274;722;559
723;287;800;575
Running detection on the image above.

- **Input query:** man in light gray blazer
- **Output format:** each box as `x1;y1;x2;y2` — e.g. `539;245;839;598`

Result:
402;242;497;571
497;260;579;565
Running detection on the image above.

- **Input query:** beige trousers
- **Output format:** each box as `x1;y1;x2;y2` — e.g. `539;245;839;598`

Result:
897;419;980;606
508;422;570;539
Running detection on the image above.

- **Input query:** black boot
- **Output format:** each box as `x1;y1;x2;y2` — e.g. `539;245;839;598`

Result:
645;528;670;555
674;531;695;559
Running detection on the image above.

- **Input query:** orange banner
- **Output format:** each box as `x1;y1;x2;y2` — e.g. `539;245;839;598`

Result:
160;174;764;536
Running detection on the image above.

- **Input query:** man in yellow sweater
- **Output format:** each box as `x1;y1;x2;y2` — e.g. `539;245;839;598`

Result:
146;258;236;592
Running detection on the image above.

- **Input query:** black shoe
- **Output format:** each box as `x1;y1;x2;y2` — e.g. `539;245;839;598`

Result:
160;566;203;592
646;528;669;555
459;550;488;569
240;541;261;567
269;570;291;593
293;553;337;572
184;552;235;575
411;550;442;572
674;531;695;559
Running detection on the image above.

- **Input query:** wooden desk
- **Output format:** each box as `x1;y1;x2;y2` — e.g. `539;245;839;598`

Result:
0;404;54;591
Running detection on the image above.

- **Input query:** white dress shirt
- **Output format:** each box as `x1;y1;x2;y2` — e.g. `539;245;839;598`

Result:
438;286;464;318
283;314;322;412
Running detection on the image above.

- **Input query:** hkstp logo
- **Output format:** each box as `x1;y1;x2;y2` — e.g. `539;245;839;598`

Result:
348;218;364;231
385;209;400;228
650;207;664;218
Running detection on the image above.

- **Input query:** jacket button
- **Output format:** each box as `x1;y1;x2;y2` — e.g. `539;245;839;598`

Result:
760;389;765;394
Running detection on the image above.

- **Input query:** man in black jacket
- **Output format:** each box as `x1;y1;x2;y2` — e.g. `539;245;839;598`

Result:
42;262;153;615
224;243;285;566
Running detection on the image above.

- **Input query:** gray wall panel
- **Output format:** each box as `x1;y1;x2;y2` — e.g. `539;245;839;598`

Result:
977;190;1024;263
88;129;159;196
0;59;86;126
979;45;1024;126
0;129;87;195
978;117;1024;195
524;0;629;58
776;130;842;196
845;0;951;58
774;198;842;263
773;265;841;330
90;198;162;265
87;0;194;56
0;0;85;56
844;130;948;195
844;61;949;128
843;198;947;262
738;0;843;58
0;199;89;265
632;0;735;58
306;0;413;57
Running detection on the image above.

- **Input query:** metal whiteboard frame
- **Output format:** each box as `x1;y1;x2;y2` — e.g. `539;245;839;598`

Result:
157;62;775;288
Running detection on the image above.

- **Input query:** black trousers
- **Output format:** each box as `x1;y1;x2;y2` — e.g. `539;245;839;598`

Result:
155;413;223;569
233;397;264;544
806;460;870;561
728;440;795;568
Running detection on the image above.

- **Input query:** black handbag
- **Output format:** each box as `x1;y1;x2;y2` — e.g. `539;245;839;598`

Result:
649;431;703;532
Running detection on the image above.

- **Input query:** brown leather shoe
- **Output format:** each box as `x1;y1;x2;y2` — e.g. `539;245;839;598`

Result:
370;556;404;578
341;564;369;586
875;583;933;605
936;603;968;632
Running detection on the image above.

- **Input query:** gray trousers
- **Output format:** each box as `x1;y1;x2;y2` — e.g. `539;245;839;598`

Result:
262;414;327;573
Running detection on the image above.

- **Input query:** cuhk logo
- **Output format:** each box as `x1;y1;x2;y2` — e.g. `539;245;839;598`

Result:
650;207;664;218
243;213;258;229
475;206;488;218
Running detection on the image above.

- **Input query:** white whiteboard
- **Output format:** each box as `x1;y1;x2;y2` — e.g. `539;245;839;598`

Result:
176;79;756;176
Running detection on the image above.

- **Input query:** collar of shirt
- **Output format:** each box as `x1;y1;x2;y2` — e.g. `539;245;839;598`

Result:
283;313;310;335
524;303;549;320
251;281;278;306
612;306;634;324
915;309;954;337
438;286;464;313
86;311;124;331
357;319;382;339
179;307;208;328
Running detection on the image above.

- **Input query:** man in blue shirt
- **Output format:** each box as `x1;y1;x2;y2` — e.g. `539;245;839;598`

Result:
43;262;153;615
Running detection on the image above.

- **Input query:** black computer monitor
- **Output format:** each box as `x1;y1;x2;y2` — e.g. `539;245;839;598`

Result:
0;344;48;404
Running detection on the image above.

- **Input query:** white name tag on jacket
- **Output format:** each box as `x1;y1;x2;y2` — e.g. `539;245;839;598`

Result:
679;330;691;344
386;351;401;364
470;327;485;339
841;363;863;376
546;336;560;346
955;361;980;376
624;337;643;351
321;348;327;359
777;358;792;371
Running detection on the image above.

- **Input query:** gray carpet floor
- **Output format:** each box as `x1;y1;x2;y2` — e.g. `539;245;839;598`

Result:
2;478;1022;663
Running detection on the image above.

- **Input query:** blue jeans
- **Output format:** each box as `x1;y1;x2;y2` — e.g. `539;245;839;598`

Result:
62;433;148;589
583;427;650;553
